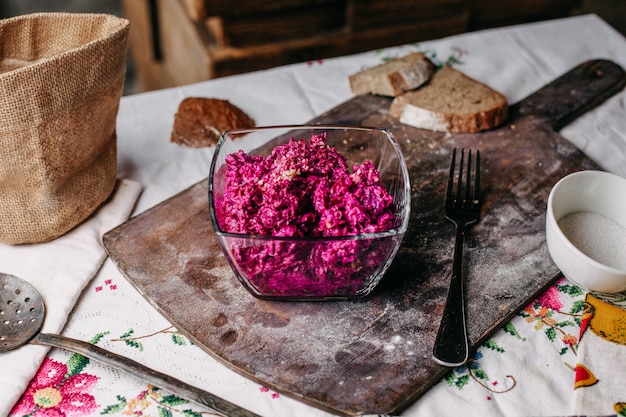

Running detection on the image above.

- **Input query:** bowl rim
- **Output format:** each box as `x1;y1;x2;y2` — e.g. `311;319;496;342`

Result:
547;169;626;275
207;124;411;241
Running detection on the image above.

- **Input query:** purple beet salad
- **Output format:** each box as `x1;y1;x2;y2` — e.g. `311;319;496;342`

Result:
214;132;398;298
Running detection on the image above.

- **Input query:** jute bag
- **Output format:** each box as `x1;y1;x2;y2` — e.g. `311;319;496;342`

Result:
0;13;130;244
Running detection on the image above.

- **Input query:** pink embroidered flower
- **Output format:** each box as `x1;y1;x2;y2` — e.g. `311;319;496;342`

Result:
259;386;280;399
525;305;549;318
536;285;563;311
562;334;577;346
10;357;99;417
122;397;151;415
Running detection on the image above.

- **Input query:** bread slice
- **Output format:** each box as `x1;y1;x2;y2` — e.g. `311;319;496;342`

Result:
388;66;509;133
349;52;436;97
171;97;255;148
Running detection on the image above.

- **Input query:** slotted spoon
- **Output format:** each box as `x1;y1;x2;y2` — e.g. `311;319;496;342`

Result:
0;272;260;417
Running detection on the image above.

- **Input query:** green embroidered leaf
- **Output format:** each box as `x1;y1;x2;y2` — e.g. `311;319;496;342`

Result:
101;395;127;414
556;284;583;297
182;411;203;417
483;339;505;353
120;329;135;339
444;372;456;387
473;369;489;381
455;375;470;389
555;320;576;328
66;353;89;376
503;322;527;341
124;339;144;351
570;300;586;315
89;331;110;344
560;347;570;355
444;56;464;66
545;326;557;342
172;333;187;346
158;406;173;417
161;394;189;406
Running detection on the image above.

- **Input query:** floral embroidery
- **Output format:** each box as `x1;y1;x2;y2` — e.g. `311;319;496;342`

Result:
10;357;98;417
444;350;516;396
259;386;280;399
442;278;583;397
109;326;191;351
102;385;214;416
519;281;584;356
95;278;117;293
377;44;467;69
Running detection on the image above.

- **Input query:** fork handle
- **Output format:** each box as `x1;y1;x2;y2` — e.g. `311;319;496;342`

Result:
432;223;469;367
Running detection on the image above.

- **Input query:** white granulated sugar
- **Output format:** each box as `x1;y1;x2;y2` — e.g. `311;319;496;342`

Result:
558;211;626;270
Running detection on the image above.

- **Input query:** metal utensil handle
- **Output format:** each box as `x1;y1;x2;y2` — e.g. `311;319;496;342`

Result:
33;332;261;417
432;223;469;367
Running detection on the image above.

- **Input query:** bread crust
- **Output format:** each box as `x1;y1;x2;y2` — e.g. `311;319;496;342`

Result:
389;66;508;133
349;52;436;97
171;97;255;147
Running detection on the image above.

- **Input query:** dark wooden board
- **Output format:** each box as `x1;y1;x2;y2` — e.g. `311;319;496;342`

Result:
104;60;625;416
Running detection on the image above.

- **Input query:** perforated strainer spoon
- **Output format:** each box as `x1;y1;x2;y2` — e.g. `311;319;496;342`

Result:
0;272;260;417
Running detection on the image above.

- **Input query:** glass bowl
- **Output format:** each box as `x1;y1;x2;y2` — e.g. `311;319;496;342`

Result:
208;125;411;300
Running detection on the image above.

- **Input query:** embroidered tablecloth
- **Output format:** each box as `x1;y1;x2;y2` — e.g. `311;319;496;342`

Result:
5;14;626;417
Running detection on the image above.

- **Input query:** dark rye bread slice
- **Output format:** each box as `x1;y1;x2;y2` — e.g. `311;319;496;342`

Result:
349;52;436;97
171;97;255;148
388;66;509;133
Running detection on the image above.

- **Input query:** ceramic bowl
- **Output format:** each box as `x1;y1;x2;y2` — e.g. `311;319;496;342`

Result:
208;125;411;300
546;170;626;293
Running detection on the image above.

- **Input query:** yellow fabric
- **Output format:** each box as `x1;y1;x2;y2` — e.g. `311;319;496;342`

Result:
573;293;626;414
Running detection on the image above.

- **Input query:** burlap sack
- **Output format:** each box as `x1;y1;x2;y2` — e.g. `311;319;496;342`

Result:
0;13;130;244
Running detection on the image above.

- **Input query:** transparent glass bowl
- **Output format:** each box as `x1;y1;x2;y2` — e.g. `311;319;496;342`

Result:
208;125;411;300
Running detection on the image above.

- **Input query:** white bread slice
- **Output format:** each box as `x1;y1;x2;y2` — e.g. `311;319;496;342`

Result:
349;52;436;97
388;66;509;133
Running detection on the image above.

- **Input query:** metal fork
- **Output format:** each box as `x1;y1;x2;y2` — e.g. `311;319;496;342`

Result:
433;148;481;367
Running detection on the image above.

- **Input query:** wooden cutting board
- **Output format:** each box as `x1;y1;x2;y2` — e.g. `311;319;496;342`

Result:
104;60;625;416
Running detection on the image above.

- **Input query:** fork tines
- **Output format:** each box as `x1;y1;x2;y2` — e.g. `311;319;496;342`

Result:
446;148;480;209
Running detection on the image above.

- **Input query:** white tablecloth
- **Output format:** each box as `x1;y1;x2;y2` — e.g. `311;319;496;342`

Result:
5;14;626;417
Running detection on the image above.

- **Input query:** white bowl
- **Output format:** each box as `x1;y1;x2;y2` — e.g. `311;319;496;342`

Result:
546;170;626;293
